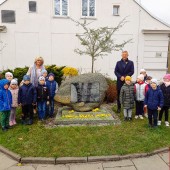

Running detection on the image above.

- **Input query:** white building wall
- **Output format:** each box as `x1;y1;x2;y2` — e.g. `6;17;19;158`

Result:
0;0;170;80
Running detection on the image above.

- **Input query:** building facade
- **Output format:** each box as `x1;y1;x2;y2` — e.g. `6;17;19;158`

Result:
0;0;170;80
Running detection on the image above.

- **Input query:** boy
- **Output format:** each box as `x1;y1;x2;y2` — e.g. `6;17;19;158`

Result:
0;79;12;131
37;76;49;121
144;78;164;128
46;73;58;118
18;75;37;125
120;76;135;121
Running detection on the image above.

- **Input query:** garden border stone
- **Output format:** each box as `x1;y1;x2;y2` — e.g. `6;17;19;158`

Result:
0;145;169;164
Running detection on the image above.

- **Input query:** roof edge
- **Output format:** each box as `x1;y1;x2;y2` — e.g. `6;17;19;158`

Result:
133;0;170;29
0;0;7;5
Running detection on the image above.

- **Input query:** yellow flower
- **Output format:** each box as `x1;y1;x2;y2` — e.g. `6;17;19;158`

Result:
62;67;78;76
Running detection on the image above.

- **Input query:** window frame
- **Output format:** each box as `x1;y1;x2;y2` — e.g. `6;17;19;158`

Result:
54;0;69;18
113;5;120;16
28;1;37;13
81;0;96;19
1;10;16;23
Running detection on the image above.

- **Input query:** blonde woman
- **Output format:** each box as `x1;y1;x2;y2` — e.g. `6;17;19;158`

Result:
27;56;45;87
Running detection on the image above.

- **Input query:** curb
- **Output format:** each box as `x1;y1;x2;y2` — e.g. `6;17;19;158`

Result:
0;145;169;164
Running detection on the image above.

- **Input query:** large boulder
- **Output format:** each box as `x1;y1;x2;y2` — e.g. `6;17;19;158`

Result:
55;73;108;111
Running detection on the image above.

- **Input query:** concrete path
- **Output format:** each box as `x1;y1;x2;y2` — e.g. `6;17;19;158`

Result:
0;151;169;170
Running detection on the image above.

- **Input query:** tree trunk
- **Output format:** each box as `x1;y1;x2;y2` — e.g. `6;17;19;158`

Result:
91;57;94;73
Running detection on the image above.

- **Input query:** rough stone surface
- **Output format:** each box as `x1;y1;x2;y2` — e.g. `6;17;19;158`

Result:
21;157;55;164
55;73;108;111
56;157;87;164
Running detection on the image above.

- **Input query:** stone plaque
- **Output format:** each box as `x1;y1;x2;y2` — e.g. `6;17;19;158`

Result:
71;82;100;103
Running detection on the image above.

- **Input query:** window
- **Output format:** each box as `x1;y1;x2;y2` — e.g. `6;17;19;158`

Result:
113;5;119;16
29;1;37;12
54;0;68;16
82;0;95;17
1;10;15;23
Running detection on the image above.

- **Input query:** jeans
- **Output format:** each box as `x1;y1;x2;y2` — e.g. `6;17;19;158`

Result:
47;98;54;117
38;101;46;120
148;108;158;127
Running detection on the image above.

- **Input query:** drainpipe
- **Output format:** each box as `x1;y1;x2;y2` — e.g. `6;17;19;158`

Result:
136;0;141;76
167;35;170;73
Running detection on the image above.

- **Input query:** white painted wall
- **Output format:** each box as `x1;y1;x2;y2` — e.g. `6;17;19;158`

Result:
0;0;170;81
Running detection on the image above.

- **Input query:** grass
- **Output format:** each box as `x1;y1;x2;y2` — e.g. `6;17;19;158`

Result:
0;106;170;157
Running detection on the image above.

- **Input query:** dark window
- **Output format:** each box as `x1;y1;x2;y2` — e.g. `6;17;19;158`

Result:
113;5;120;15
29;1;37;12
1;10;15;23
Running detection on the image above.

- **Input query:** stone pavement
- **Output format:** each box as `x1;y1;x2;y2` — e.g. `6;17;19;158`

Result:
0;151;169;170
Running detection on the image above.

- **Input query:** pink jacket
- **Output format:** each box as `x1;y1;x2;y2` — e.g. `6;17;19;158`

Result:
9;87;19;107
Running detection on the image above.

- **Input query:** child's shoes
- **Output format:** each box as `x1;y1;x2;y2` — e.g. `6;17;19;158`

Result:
13;120;17;125
9;121;14;126
135;115;139;119
157;121;161;126
165;121;169;127
139;115;143;119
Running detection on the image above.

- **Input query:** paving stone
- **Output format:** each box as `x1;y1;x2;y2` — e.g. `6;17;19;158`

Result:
69;163;103;170
104;166;136;170
132;155;169;170
6;165;35;170
88;155;120;162
36;164;69;170
158;152;169;164
103;160;133;168
0;153;17;170
21;157;55;164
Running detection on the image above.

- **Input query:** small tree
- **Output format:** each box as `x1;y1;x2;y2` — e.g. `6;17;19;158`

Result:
73;18;132;73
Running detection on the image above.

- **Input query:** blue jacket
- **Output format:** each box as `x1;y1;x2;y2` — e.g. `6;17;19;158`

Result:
46;80;58;98
18;83;37;105
0;79;12;111
144;87;164;110
114;59;134;90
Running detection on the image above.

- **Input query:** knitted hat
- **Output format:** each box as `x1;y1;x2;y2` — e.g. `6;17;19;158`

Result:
23;75;30;81
10;79;18;85
150;78;159;86
34;56;44;64
48;73;55;78
163;74;170;81
39;76;45;81
125;76;132;81
140;69;146;73
41;69;47;75
5;72;13;78
137;74;144;81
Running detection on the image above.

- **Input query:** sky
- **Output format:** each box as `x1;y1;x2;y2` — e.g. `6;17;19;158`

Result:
137;0;170;25
0;0;170;25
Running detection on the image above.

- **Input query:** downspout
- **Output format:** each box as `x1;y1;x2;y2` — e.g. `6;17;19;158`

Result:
136;0;141;76
167;35;170;73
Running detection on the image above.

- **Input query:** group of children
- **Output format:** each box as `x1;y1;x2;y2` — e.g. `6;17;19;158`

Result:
120;69;169;128
0;70;58;131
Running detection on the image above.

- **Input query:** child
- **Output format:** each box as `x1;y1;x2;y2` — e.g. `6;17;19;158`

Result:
140;69;148;81
18;75;37;125
0;79;12;131
144;76;152;118
134;74;147;119
144;78;164;128
120;76;135;120
5;72;13;82
37;76;49;121
158;74;170;127
9;79;19;126
46;73;58;118
41;69;48;81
